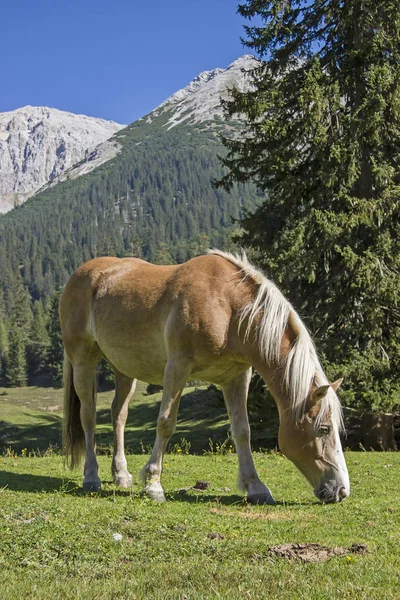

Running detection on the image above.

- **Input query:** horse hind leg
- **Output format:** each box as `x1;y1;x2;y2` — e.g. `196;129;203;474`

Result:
222;368;276;505
72;361;102;492
111;370;136;488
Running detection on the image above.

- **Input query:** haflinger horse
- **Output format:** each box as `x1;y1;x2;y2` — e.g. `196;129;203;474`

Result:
60;250;350;504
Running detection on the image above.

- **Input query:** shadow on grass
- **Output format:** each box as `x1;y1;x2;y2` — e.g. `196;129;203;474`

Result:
0;470;240;503
1;387;231;455
0;470;76;493
0;412;62;453
0;471;243;505
0;470;318;506
167;491;245;505
167;490;318;507
0;470;133;497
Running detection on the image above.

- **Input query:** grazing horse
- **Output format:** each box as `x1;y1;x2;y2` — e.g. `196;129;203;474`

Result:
60;250;350;504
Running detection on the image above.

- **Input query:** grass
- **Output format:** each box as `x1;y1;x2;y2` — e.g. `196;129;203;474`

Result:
0;383;230;454
0;386;399;598
0;453;399;598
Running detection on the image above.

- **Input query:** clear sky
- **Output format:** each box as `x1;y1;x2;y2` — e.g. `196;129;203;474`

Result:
1;0;251;124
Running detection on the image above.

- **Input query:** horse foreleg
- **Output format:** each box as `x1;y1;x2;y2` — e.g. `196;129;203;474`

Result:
223;368;276;505
73;363;101;492
141;354;190;502
111;371;136;488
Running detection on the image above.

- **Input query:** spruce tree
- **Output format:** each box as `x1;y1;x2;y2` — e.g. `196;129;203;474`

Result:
0;319;9;383
0;290;7;381
4;275;31;387
27;301;50;383
6;321;27;387
220;0;400;410
46;291;64;387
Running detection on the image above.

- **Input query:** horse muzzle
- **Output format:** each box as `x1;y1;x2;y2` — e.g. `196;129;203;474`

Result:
314;481;350;503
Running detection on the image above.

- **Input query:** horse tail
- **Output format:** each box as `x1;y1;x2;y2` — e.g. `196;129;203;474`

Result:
62;354;86;469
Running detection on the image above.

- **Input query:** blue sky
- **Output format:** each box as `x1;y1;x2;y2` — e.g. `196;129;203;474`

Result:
1;0;251;124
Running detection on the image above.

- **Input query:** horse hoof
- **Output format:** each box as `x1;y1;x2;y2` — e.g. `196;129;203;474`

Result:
247;493;276;505
83;480;102;493
141;485;166;503
115;474;133;488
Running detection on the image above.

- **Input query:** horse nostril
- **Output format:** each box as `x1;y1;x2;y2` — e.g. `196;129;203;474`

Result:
315;483;349;503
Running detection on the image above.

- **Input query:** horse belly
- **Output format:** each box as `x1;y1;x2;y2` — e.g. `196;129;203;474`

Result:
190;360;250;386
94;320;168;384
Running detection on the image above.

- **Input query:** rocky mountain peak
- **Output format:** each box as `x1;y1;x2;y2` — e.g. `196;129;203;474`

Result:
0;106;124;213
0;56;257;212
154;54;258;128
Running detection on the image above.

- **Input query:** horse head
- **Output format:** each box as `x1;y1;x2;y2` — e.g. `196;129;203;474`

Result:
278;378;350;503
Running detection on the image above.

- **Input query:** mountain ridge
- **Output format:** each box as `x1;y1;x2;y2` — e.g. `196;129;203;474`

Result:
0;105;124;213
40;55;257;191
152;54;257;128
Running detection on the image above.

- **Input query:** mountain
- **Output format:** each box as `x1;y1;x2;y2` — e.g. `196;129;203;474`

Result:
0;55;261;312
43;55;257;188
156;54;256;127
0;106;124;213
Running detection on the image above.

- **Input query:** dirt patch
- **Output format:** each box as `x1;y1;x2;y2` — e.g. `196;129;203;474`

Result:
267;542;368;562
210;508;289;521
178;480;211;494
208;532;225;540
193;480;210;491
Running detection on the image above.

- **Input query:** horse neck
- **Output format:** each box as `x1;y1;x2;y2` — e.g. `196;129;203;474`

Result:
253;358;292;419
246;321;299;419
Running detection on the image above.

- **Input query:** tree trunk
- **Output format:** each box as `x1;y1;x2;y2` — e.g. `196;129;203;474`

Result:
360;412;398;451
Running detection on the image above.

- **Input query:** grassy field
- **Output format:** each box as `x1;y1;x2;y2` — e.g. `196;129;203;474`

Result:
0;387;399;599
0;383;231;455
0;452;399;599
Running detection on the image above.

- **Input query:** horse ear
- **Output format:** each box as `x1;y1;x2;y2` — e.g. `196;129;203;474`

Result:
310;384;330;405
330;378;343;392
309;379;343;409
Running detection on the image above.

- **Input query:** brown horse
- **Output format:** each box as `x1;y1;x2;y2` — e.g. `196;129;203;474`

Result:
60;250;350;504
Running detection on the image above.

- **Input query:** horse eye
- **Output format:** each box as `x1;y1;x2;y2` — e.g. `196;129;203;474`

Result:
319;425;331;435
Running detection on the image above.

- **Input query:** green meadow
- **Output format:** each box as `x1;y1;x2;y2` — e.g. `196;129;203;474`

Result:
0;382;230;455
0;386;399;599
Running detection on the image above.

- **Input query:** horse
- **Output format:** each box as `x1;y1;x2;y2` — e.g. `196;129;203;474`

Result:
60;250;350;504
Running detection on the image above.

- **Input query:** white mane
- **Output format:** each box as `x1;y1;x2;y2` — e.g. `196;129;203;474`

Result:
208;249;343;430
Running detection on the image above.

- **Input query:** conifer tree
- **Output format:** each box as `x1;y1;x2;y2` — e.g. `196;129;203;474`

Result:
4;275;31;386
0;319;9;382
6;321;27;387
9;274;32;333
0;290;7;380
153;242;174;265
27;301;50;383
46;291;64;387
220;0;400;410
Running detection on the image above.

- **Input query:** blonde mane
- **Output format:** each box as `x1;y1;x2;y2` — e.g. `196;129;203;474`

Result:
208;249;343;430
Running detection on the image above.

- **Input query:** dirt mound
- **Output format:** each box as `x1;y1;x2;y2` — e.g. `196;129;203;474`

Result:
268;542;368;562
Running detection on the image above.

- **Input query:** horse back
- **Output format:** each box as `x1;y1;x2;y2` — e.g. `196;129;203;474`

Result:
60;256;175;342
